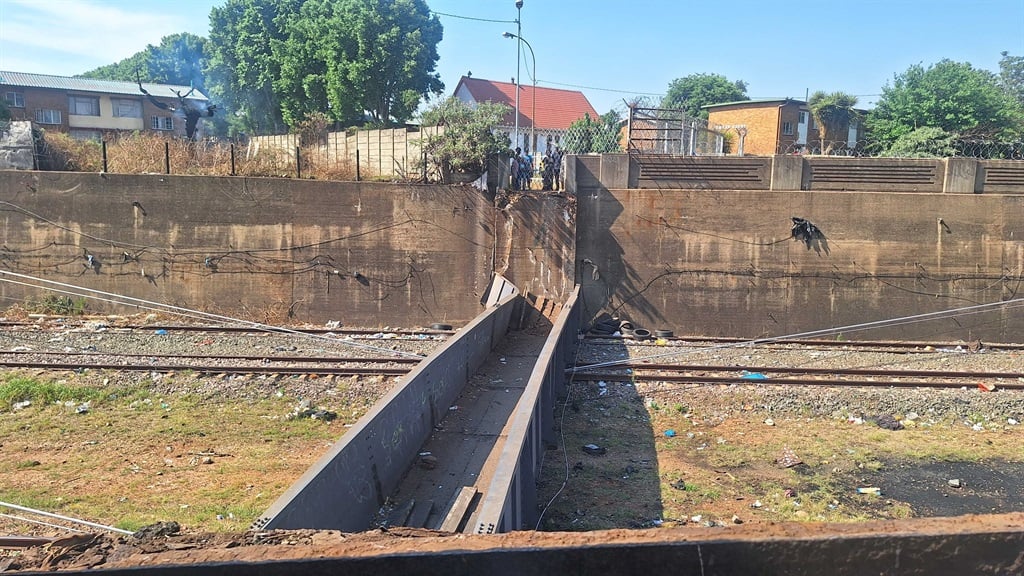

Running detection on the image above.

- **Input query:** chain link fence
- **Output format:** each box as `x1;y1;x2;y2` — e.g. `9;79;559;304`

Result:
626;106;724;155
779;139;1024;159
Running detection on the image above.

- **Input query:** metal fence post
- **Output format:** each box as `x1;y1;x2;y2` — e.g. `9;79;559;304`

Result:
230;143;236;176
356;149;361;181
296;146;301;179
164;142;170;174
101;140;108;173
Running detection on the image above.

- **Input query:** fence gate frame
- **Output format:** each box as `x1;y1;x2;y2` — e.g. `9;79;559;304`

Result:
626;105;725;156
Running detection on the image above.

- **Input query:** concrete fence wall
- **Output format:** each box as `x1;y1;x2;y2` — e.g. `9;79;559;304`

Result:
254;280;519;531
248;126;443;178
624;154;1024;193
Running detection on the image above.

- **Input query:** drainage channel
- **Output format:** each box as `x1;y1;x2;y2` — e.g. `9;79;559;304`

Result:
380;330;548;531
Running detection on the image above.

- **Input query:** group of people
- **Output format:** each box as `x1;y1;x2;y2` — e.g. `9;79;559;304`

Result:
511;146;564;191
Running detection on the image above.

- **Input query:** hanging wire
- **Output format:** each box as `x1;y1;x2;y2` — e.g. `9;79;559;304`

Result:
574;297;1024;372
0;270;427;359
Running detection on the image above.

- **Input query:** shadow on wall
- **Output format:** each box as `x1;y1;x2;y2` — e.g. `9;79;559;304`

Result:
573;156;668;328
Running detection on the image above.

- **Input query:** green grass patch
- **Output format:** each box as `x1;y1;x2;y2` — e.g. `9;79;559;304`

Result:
0;377;104;408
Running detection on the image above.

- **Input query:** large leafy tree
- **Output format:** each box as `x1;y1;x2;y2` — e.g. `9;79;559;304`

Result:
866;59;1024;151
663;73;748;119
999;51;1024;108
274;0;443;127
562;111;623;154
807;91;859;153
80;33;210;90
207;0;301;135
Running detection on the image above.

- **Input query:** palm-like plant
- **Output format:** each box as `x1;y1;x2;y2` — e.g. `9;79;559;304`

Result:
808;91;859;154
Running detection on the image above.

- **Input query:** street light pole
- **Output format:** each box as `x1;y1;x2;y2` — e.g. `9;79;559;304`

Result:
503;32;535;158
513;1;522;152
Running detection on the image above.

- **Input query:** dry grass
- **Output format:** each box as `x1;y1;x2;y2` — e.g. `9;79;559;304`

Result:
36;131;364;181
0;372;368;534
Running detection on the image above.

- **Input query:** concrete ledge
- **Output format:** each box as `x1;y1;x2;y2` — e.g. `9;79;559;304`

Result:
254;278;520;531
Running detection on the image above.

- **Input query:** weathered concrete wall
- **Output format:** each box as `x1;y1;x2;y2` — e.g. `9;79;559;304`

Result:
0;171;495;326
494;193;576;301
575;156;1024;342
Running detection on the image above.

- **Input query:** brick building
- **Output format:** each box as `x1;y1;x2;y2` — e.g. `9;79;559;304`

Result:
705;98;865;156
1;71;211;140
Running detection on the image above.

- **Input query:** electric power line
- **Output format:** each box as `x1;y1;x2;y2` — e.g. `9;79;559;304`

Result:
430;10;516;24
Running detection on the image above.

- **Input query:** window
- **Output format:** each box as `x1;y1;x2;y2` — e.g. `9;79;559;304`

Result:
68;95;100;116
4;91;24;108
782;121;794;136
35;109;62;124
112;98;141;118
798;111;807;124
151;116;174;131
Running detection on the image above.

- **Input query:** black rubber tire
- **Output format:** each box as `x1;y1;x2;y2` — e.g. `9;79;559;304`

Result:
654;329;674;338
430;323;453;331
632;328;652;339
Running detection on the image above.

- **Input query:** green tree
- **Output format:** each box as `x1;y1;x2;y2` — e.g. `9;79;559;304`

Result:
274;0;443;127
881;126;956;158
0;100;10;121
207;0;301;135
80;33;210;90
999;51;1024;108
420;97;510;180
663;73;748;119
866;59;1024;152
807;91;859;154
562;111;623;154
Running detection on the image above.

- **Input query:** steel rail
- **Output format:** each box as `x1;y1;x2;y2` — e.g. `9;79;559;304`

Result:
584;334;1024;351
0;321;453;337
570;371;1024;389
0;351;423;364
573;362;1024;380
0;361;413;376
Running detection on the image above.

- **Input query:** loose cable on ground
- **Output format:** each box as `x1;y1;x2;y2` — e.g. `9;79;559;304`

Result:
0;501;132;535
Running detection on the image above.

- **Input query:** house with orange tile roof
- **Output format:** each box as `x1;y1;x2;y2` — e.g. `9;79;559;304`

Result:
453;75;599;156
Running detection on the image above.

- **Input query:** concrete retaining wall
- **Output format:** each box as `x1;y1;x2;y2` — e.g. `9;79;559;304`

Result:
0;171;494;327
254;281;519;531
575;155;1024;342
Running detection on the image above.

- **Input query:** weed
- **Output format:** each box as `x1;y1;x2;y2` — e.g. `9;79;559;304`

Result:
27;294;87;316
0;377;102;407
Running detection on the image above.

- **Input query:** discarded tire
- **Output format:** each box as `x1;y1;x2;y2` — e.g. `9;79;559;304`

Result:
430;323;453;331
654;329;674;338
618;320;634;331
632;328;652;339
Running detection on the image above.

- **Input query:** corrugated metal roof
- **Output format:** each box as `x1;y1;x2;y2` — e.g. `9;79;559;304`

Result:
454;76;599;131
0;70;209;101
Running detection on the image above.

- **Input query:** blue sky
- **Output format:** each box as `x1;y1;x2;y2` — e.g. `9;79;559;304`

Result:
2;0;1022;114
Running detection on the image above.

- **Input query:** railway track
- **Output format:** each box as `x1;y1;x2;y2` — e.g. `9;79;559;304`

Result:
584;334;1024;353
0;320;453;338
570;363;1024;389
0;351;421;377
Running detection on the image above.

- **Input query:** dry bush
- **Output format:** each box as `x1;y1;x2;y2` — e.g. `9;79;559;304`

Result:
36;130;102;172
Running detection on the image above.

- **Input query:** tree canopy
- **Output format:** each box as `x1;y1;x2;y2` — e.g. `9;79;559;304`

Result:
420;97;510;178
663;73;748;119
80;33;210;92
207;0;443;133
999;51;1024;108
562;111;623;154
807;91;859;153
866;59;1024;151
